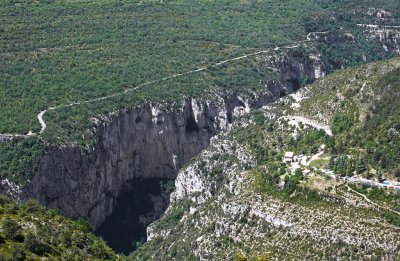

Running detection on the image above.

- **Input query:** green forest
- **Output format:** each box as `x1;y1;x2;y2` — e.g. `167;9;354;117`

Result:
1;0;398;137
0;0;320;134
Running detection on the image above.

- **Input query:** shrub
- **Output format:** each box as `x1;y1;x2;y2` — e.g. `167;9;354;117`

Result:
75;218;92;233
9;244;26;261
233;252;248;261
382;211;400;227
23;199;44;214
331;115;353;135
2;218;22;241
294;168;303;178
159;180;175;194
24;232;51;256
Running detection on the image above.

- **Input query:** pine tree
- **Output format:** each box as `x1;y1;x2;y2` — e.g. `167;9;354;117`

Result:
329;157;335;171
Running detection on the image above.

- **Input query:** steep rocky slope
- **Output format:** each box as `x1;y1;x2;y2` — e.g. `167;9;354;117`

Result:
0;2;399;257
133;58;400;260
0;56;400;260
21;49;326;231
19;25;400;232
0;28;398;255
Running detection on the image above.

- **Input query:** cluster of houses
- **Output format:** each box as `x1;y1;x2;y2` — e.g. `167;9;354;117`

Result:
283;151;400;190
283;151;312;176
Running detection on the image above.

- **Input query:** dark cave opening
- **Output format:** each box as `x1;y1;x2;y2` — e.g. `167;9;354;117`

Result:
289;78;301;92
185;115;200;133
94;177;173;255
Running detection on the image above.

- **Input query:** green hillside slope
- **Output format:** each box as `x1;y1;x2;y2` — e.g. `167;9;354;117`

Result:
133;57;400;260
0;195;120;260
287;58;400;178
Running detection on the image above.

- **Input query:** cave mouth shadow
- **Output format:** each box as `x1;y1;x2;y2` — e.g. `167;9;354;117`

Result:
94;177;173;255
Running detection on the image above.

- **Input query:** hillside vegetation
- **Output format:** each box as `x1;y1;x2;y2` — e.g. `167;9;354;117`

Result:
0;195;120;260
133;58;400;260
287;58;400;179
0;1;399;258
0;0;318;134
1;0;398;137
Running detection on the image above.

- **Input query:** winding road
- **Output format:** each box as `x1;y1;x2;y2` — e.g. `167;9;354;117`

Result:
1;34;317;139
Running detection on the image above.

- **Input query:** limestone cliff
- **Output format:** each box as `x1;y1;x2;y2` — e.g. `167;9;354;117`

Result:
21;50;326;230
359;24;400;54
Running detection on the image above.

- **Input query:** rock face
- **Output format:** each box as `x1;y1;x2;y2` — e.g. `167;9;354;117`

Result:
359;24;400;54
21;50;326;230
0;179;21;200
371;28;400;54
308;31;356;44
269;51;326;89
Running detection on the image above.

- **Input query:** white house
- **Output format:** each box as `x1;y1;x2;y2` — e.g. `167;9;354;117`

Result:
283;152;295;163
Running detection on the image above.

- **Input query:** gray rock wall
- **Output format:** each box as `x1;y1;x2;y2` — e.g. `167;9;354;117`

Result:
22;51;326;229
359;24;400;54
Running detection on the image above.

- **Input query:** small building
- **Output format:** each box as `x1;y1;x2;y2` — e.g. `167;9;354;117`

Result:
303;169;311;175
283;152;295;163
361;179;372;187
